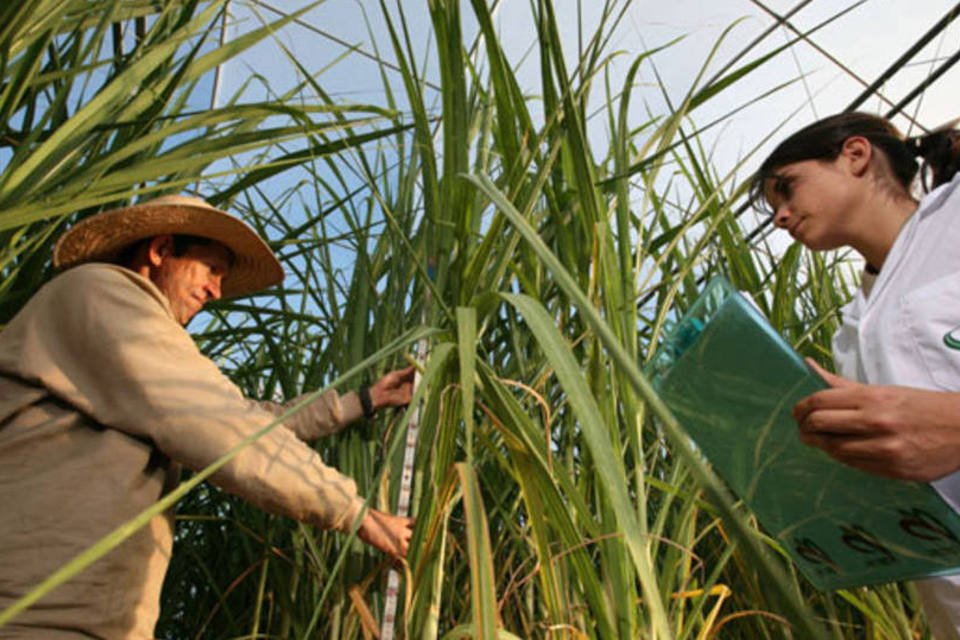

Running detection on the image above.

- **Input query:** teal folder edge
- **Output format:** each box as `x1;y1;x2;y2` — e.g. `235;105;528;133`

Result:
647;276;960;591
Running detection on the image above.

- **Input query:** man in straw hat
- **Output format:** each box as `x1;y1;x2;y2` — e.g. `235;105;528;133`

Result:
0;195;415;638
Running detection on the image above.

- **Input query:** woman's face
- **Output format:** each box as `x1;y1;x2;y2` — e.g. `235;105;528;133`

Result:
764;156;864;251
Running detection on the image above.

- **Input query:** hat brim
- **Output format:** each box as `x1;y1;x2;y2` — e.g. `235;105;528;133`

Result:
53;199;284;299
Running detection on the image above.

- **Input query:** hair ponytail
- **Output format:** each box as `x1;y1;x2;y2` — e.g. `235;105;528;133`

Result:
907;127;960;191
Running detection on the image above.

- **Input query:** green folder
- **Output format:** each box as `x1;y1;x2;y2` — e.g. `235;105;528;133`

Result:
649;276;960;590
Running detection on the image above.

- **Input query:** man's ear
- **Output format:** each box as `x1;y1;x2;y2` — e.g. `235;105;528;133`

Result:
146;235;175;267
840;136;873;177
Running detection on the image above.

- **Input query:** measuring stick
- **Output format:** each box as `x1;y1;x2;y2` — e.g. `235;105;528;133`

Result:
379;334;428;640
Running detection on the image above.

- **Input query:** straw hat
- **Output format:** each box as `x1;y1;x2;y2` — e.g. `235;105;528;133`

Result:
53;195;284;298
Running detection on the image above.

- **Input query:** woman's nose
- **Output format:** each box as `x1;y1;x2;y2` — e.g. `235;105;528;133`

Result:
772;204;792;229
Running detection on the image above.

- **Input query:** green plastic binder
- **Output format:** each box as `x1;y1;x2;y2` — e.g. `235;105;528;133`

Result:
649;276;960;590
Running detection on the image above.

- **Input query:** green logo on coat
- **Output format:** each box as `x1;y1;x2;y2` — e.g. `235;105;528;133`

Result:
944;324;960;350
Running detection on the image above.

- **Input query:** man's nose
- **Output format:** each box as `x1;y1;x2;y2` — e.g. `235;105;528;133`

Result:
206;275;222;301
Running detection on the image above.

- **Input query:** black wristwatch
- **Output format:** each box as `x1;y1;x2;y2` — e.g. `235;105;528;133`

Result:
359;386;375;419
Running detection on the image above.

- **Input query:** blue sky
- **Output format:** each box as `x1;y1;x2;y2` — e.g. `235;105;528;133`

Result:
207;1;959;259
220;0;960;168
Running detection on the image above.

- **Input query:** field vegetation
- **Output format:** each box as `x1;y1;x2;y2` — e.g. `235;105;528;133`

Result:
0;1;927;638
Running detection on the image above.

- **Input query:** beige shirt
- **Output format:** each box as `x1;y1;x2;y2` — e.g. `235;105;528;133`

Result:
0;264;366;638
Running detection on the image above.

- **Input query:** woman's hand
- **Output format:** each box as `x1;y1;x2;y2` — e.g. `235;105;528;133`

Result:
793;359;960;481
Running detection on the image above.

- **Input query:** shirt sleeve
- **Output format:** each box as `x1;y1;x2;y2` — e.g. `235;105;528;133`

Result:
252;389;364;442
1;265;364;532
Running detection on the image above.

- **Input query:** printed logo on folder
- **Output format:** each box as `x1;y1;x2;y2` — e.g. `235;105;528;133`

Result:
649;276;960;590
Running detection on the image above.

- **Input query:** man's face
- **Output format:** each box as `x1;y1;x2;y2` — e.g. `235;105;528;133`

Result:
151;240;232;325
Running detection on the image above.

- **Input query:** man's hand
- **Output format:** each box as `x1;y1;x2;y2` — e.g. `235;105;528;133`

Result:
369;365;416;411
793;359;960;482
357;508;414;559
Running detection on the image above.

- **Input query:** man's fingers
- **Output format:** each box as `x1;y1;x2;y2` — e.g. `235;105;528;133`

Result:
385;365;416;386
369;366;417;410
393;518;413;558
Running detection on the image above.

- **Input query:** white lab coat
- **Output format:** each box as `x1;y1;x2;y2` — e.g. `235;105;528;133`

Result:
832;173;960;639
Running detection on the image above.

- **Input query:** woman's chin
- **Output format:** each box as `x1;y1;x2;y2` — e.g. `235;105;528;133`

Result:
801;235;842;252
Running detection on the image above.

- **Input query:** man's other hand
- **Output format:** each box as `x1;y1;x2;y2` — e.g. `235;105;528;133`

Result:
357;508;414;559
369;366;416;411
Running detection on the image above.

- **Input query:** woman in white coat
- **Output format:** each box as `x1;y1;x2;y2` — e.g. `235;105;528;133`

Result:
752;112;960;639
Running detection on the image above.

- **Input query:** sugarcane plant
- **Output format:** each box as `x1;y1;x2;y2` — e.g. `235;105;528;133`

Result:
0;0;931;638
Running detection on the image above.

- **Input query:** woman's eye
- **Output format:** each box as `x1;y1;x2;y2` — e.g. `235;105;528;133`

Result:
774;176;794;198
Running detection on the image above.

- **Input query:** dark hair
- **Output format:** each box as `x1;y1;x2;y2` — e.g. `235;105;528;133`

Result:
910;128;960;191
118;234;234;267
749;112;960;213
